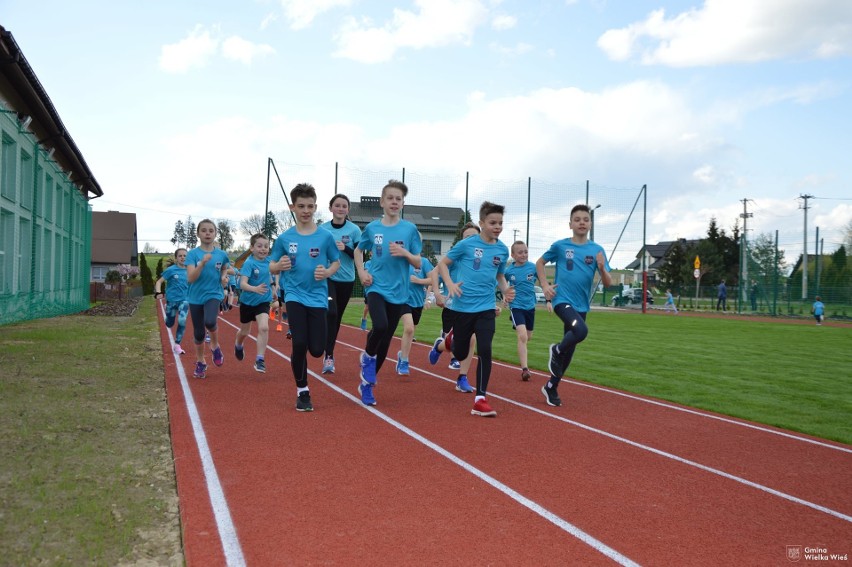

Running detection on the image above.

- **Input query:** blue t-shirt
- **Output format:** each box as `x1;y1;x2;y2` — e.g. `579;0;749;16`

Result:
505;261;538;310
270;226;340;309
406;257;434;308
161;264;188;303
358;219;422;304
320;220;361;283
813;301;825;316
541;238;609;312
239;256;274;306
445;235;508;313
186;247;230;304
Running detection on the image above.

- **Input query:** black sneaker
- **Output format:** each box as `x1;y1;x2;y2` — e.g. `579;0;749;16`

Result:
542;384;562;407
254;359;266;373
548;344;564;378
235;345;244;361
296;391;313;412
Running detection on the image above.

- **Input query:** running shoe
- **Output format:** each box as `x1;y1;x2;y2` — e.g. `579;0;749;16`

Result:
541;384;562;407
448;358;460;370
471;398;497;417
286;330;292;339
322;356;335;374
360;318;367;331
254;359;266;373
455;375;474;393
235;344;244;361
193;362;207;379
358;382;376;406
428;338;443;365
396;351;410;376
548;344;564;378
359;352;377;384
173;344;185;355
296;391;313;412
212;346;224;367
521;368;531;382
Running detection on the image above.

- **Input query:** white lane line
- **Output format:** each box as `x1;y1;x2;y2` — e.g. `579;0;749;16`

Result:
332;336;852;524
160;304;246;567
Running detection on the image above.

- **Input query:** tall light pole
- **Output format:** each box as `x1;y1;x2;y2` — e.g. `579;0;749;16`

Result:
590;204;601;242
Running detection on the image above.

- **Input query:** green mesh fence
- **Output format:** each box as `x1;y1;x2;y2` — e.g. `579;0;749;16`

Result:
0;105;92;326
265;159;648;302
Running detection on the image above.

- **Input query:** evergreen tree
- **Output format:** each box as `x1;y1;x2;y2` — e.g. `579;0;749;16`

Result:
185;216;197;249
171;220;185;246
139;253;155;295
217;219;235;252
155;257;164;281
421;240;439;269
656;240;689;292
262;211;279;238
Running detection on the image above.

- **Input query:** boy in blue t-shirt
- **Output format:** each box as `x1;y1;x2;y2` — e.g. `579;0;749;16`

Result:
354;180;422;406
812;296;825;325
437;201;515;418
320;193;362;374
186;219;231;379
234;234;274;373
155;248;189;355
535;204;612;407
270;183;341;412
505;240;540;382
396;254;434;376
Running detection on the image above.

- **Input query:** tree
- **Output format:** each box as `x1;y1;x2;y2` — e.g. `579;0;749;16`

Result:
451;210;473;246
185;216;197;249
155;257;164;281
217;219;235;252
421;240;439;269
171;220;186;246
748;233;786;283
845;219;852;252
142;242;158;254
139;253;155;295
656;240;689;291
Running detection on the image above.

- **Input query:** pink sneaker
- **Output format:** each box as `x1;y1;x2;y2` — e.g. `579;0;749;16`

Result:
471;398;497;417
173;344;185;355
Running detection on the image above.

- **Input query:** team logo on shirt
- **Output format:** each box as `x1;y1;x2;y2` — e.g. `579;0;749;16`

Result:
341;235;350;245
288;243;298;266
565;248;575;271
374;234;383;257
584;255;595;265
252;268;260;276
492;255;502;266
526;273;535;281
310;247;320;258
473;247;483;270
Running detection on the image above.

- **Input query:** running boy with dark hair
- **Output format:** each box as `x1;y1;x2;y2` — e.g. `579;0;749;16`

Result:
535;203;612;407
355;180;422;406
437;201;514;417
270;183;340;411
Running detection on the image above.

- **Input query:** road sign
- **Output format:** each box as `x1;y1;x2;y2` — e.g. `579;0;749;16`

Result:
694;268;700;279
694;256;701;269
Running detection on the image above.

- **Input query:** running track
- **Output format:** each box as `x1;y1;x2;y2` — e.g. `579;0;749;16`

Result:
156;302;852;566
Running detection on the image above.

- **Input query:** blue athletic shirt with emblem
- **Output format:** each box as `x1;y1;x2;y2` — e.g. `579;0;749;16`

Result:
270;227;340;309
186;247;230;304
406;257;434;308
161;264;188;303
238;255;274;306
320;219;361;283
358;219;422;304
505;260;538;310
445;234;508;313
541;238;609;312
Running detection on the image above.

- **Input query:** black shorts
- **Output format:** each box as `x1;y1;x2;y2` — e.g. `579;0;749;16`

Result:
510;307;535;331
240;301;271;324
402;305;424;325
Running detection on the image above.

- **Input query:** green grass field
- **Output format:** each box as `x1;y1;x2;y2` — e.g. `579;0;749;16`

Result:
343;303;852;444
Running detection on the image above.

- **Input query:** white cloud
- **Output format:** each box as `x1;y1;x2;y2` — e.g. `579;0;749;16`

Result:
491;14;517;31
221;36;276;64
159;25;220;73
490;41;533;56
278;0;352;30
598;0;852;67
159;26;275;73
333;0;490;63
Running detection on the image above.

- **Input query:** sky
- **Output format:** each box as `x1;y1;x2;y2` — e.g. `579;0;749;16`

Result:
4;0;851;268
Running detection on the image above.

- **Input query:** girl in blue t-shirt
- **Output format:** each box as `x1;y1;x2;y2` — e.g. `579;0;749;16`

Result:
234;234;274;373
319;193;362;375
505;240;540;382
354;180;422;406
155;248;189;355
186;219;231;379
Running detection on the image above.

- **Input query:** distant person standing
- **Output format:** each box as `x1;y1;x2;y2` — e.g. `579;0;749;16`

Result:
716;279;727;311
812;296;825;326
749;279;759;311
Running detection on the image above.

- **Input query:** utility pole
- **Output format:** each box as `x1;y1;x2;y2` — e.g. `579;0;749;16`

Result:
799;194;813;299
739;199;753;311
513;228;519;243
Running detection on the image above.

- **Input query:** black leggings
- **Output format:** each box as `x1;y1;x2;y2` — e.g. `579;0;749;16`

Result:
286;302;327;389
450;310;496;397
365;293;404;374
552;304;588;385
189;299;220;344
325;279;355;358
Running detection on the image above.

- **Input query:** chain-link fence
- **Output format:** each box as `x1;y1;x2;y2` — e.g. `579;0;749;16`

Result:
0;105;92;326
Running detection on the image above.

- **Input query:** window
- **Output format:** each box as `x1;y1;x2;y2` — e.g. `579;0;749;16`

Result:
44;175;54;221
91;265;109;282
422;239;442;256
1;135;16;202
20;149;32;210
0;209;13;293
18;217;31;293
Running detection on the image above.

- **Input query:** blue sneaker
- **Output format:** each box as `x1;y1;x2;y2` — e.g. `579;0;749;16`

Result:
455;375;474;393
360;318;367;331
358;382;376;406
428;338;443;365
449;358;460;370
359;352;377;384
234;344;244;361
396;351;410;375
322;356;335;374
212;346;224;367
